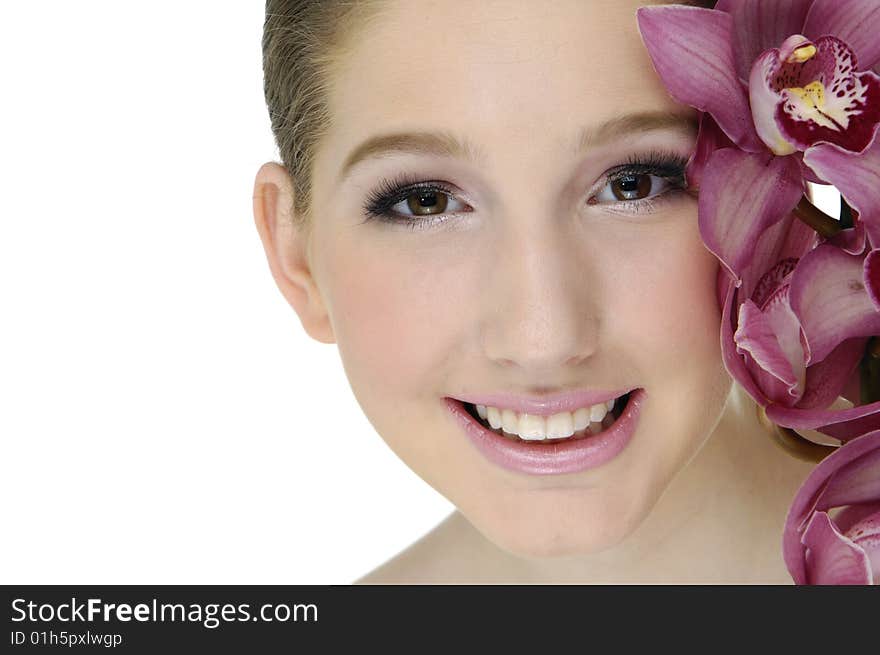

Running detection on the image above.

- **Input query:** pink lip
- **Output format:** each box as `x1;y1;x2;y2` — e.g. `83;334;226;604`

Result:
453;387;634;416
444;388;645;476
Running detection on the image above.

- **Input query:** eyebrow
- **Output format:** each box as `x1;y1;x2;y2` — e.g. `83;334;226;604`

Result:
337;110;697;183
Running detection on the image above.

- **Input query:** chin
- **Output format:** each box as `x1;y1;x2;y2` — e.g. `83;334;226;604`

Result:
464;489;650;561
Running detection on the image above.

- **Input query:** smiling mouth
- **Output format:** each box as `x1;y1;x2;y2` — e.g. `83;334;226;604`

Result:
461;391;633;444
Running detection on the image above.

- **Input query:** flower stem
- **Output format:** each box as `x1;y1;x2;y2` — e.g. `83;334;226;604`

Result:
771;426;836;462
793;196;842;238
756;405;835;463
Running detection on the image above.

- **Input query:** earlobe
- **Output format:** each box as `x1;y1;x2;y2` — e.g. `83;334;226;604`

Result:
252;162;336;344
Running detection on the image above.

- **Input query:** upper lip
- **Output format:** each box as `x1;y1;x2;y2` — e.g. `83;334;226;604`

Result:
451;387;637;417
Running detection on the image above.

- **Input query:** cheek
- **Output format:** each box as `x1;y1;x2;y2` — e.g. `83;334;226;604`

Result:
609;219;730;463
323;237;454;401
320;235;467;486
620;222;722;370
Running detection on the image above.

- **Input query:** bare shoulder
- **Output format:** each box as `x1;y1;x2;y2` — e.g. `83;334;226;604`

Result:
352;543;431;585
352;511;470;584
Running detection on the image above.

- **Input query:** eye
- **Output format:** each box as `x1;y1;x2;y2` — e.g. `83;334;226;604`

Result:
386;186;469;219
584;151;690;215
361;173;471;229
590;172;676;204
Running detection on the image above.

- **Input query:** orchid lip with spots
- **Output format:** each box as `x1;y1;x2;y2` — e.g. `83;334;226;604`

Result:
750;34;880;156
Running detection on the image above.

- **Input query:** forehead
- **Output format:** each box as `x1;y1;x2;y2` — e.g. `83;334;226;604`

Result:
323;0;689;174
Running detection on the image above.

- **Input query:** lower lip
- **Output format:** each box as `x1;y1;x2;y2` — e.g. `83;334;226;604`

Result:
444;388;645;476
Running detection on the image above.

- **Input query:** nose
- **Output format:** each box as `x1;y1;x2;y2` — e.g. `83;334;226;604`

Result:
479;218;601;379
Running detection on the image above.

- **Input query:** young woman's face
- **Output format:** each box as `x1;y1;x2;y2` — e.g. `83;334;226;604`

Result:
275;0;732;558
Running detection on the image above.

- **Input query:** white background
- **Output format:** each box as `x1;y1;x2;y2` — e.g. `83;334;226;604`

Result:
0;2;452;584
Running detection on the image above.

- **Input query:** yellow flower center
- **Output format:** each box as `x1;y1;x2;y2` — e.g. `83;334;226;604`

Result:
786;44;817;64
786;80;825;108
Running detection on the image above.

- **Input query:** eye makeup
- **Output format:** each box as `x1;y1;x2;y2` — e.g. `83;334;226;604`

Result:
359;148;690;230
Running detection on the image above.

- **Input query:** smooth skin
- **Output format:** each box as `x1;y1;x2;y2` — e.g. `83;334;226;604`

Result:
253;0;818;583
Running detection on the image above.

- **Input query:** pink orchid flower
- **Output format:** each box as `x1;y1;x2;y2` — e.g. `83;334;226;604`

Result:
637;0;880;245
784;430;880;584
717;197;877;437
761;227;880;439
637;0;880;436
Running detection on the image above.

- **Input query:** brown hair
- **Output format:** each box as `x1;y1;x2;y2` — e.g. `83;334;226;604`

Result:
261;0;716;232
262;1;388;236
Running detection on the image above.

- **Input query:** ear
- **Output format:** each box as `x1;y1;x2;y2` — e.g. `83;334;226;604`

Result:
252;162;335;344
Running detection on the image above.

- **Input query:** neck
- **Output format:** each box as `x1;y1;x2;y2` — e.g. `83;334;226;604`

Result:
443;385;818;583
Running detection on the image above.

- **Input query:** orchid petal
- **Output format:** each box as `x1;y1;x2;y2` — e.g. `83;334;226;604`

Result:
825;220;867;257
741;208;818;301
843;510;880;580
766;389;880;441
749;256;797;311
735;297;804;403
804;138;880;247
798;337;865;410
698;149;803;281
841;363;863;405
797;153;829;184
789;245;880;365
835;501;880;533
865;249;880;311
686;113;734;192
818;443;880;510
716;260;734;314
723;0;814;83
721;280;768;403
783;430;880;583
802;512;873;584
636;6;763;152
750;48;800;155
803;0;880;71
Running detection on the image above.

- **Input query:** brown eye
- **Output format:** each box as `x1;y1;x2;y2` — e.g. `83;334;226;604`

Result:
610;173;653;201
405;189;449;215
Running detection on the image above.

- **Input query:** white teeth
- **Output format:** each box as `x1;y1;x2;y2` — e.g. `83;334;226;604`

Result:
501;409;519;434
472;397;623;441
516;414;546;440
486;405;501;429
546;412;575;438
573;408;590;431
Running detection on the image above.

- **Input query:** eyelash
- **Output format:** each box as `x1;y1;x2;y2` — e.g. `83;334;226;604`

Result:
360;149;690;230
